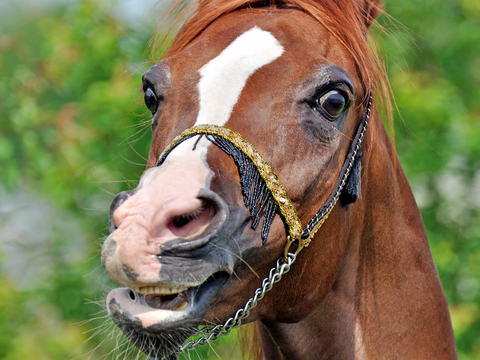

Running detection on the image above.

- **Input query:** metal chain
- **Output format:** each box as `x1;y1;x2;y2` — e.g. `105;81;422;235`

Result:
174;253;297;355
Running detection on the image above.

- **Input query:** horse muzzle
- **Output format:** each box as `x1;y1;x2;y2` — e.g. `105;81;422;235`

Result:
102;166;236;357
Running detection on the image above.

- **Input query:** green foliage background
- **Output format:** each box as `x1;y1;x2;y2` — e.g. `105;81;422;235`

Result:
0;0;479;359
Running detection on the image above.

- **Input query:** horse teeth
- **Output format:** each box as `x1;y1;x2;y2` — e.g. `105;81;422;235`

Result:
130;286;188;295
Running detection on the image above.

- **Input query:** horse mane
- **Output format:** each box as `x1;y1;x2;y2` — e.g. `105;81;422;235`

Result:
238;323;263;360
149;1;394;358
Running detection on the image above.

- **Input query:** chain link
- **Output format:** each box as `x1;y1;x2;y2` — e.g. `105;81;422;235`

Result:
175;253;296;355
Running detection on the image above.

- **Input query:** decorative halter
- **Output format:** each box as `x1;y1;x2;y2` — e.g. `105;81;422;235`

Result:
154;93;373;360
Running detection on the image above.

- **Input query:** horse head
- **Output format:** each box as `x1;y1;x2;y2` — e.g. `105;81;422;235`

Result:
101;1;457;359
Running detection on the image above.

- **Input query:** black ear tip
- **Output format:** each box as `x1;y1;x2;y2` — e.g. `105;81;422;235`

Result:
340;149;362;207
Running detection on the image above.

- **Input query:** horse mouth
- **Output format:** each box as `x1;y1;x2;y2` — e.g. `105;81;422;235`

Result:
132;286;190;311
106;272;229;357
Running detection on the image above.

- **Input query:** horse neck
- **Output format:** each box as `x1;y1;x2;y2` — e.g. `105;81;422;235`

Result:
258;111;457;359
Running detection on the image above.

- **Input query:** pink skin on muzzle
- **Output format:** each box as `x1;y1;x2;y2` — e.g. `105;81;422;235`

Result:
102;137;216;288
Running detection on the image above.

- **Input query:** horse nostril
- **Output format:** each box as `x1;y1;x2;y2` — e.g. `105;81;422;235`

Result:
109;190;133;232
159;189;229;255
168;199;217;237
172;216;191;228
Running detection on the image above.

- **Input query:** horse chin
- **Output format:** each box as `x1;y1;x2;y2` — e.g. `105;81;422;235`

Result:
106;272;229;358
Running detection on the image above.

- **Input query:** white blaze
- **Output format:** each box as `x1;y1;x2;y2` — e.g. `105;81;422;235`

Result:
196;26;284;126
153;27;284;188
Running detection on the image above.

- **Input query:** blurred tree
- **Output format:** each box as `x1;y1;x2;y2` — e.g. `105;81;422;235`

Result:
0;0;156;358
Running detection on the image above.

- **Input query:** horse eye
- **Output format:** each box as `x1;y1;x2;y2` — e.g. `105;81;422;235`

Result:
317;90;346;118
144;88;158;114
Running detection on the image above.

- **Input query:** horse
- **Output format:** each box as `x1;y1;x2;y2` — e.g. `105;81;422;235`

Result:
101;0;458;359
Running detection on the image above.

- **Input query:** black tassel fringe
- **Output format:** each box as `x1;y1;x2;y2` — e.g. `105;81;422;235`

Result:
208;135;278;243
340;149;362;206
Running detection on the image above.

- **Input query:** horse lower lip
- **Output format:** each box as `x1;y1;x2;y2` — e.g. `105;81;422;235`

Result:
144;290;189;310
